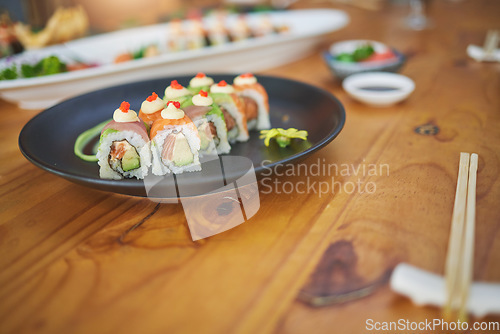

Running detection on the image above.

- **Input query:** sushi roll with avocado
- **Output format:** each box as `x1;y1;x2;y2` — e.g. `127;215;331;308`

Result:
139;92;165;128
183;90;231;155
233;73;270;130
188;72;214;95
252;15;276;38
185;19;208;50
207;17;230;46
229;15;253;42
210;80;249;143
150;101;201;175
97;102;151;179
163;80;192;107
167;19;186;51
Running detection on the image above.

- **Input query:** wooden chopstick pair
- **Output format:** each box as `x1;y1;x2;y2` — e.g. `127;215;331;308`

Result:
444;152;479;321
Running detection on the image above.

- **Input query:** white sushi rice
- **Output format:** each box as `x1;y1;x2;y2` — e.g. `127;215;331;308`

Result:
227;127;239;144
192;114;231;155
247;118;258;130
208;114;231;154
217;98;249;143
151;125;201;175
196;121;217;155
97;130;151;180
238;88;271;130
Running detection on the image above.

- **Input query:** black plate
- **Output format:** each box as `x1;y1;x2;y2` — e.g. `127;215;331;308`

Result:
19;74;345;197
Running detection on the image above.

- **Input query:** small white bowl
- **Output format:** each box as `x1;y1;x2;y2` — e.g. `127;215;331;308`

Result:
342;72;415;107
324;39;406;80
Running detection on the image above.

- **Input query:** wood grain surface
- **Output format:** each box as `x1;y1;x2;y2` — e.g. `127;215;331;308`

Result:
1;1;500;333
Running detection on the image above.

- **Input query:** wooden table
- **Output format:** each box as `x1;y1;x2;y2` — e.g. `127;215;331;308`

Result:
1;1;500;333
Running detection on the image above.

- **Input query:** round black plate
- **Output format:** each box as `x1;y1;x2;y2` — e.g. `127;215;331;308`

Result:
19;74;345;197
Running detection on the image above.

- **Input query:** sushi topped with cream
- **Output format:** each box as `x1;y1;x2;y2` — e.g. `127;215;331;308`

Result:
76;74;273;181
208;17;230;45
97;101;152;179
185;19;207;50
253;15;275;37
233;73;270;130
139;92;165;127
230;15;252;42
164;80;191;106
167;19;186;51
188;72;214;94
150;101;201;175
210;80;248;143
183;90;231;155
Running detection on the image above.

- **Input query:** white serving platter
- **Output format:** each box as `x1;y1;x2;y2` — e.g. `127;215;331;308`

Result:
0;9;349;110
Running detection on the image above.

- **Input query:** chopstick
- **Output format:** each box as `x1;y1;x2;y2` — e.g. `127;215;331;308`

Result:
483;30;499;58
459;153;478;319
444;152;479;321
444;153;469;317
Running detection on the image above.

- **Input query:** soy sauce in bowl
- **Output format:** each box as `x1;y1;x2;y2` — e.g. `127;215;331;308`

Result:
342;72;415;107
358;86;401;92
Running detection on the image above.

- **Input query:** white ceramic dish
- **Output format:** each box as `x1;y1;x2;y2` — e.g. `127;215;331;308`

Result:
467;44;500;62
324;39;405;80
329;39;389;55
0;9;349;110
342;72;415;107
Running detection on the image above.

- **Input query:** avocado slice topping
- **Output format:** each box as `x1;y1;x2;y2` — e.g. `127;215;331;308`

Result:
121;147;141;171
172;133;194;166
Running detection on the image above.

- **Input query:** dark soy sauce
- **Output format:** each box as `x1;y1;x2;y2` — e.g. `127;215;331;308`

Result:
358;86;401;92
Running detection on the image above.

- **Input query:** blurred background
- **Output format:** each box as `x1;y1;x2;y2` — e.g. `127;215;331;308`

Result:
0;0;313;55
1;0;295;32
0;0;403;54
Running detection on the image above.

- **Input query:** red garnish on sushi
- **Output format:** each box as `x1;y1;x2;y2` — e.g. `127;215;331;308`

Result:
171;80;183;89
167;101;181;109
199;90;208;97
218;80;228;87
119;101;130;113
195;72;206;78
241;73;253;78
146;92;158;102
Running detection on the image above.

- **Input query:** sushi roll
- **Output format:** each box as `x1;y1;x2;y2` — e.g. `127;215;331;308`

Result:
229;15;252;42
139;92;165;128
208;17;230;45
150;101;201;175
167;19;186;51
210;80;249;143
233;73;270;130
185;19;207;50
97;101;151;180
188;72;214;94
163;80;192;107
183;90;231;155
253;15;275;38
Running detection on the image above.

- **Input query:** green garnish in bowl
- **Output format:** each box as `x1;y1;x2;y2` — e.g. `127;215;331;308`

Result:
260;128;308;148
335;44;375;62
